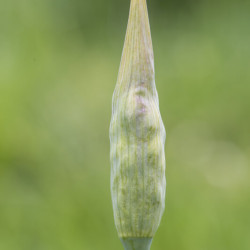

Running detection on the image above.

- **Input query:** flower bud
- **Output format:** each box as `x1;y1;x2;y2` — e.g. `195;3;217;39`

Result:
110;0;166;249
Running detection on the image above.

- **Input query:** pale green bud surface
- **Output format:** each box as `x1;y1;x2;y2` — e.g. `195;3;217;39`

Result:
110;0;166;249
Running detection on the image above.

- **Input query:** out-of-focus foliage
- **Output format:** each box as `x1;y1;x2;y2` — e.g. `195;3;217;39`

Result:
0;0;250;250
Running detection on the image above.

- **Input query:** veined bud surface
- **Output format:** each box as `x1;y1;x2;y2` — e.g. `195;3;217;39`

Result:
110;0;166;249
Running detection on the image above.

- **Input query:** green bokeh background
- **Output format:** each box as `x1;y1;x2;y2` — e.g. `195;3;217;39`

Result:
1;0;250;249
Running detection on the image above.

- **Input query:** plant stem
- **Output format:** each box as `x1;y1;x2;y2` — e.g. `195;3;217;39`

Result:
120;238;153;250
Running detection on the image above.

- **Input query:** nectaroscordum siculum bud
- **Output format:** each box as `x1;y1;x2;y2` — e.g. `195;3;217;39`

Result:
110;0;166;249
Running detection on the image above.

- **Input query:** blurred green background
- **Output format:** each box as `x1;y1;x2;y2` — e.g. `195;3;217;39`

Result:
0;0;250;249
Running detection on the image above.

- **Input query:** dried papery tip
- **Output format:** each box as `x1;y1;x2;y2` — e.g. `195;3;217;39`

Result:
120;238;153;250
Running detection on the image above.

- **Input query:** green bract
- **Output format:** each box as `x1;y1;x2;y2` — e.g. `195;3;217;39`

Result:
110;0;166;249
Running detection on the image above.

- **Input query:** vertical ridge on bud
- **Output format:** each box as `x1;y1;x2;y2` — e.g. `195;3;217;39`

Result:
110;0;166;248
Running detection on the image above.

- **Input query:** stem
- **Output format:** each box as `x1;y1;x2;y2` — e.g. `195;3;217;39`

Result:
120;238;153;250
